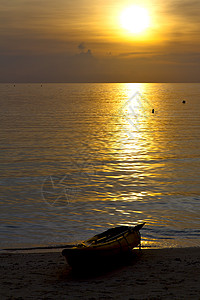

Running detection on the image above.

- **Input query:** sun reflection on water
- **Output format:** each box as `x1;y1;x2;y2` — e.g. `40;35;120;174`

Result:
1;83;199;248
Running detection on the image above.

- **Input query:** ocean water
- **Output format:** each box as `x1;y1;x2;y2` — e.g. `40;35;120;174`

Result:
0;83;200;249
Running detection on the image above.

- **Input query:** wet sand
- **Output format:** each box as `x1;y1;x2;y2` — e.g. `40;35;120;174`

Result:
0;247;199;299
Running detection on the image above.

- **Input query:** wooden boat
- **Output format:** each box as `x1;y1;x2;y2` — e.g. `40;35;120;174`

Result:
62;223;145;268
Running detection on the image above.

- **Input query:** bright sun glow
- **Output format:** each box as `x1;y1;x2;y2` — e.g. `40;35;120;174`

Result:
120;5;150;34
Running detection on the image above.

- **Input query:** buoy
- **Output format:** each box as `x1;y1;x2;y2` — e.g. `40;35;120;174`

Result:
152;109;154;113
182;100;186;103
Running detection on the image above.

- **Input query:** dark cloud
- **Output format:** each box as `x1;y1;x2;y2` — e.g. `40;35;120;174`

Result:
167;0;200;21
77;43;93;58
78;42;86;52
87;49;92;55
75;50;93;59
1;50;200;83
79;49;93;56
161;0;200;43
118;52;157;57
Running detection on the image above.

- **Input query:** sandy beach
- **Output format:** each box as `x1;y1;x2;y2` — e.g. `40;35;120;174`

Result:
0;247;199;299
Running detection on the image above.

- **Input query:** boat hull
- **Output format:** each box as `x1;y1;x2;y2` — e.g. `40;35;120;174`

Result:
62;224;144;268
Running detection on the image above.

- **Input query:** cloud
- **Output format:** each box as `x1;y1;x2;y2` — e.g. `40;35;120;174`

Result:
77;43;93;58
158;0;200;45
87;49;92;55
166;0;200;22
0;0;200;83
78;42;86;52
77;49;93;58
1;49;200;83
118;52;157;57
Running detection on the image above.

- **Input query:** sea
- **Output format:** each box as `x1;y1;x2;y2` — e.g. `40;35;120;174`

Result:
0;83;200;249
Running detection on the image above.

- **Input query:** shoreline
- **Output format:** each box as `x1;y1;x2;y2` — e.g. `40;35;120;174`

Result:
1;247;199;299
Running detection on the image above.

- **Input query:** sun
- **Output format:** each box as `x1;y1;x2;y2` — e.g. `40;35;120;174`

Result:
120;5;150;34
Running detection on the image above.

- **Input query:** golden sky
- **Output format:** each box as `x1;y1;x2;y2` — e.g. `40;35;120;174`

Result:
0;0;200;82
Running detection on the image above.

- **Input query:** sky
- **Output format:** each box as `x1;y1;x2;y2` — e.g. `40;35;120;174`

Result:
0;0;200;82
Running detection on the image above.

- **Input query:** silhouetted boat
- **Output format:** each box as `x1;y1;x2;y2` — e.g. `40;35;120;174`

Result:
62;223;145;268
